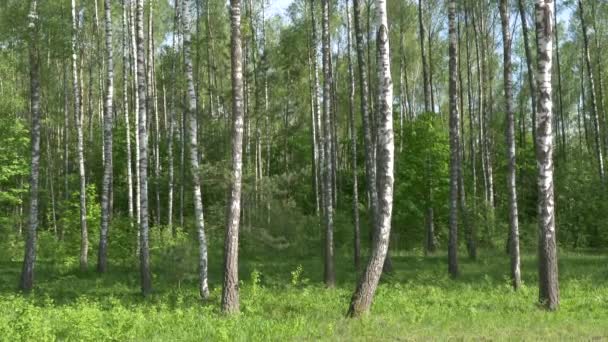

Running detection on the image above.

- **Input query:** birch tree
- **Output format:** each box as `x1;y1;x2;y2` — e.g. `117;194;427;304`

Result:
500;0;521;290
71;0;89;272
535;0;559;311
447;0;459;278
98;0;114;273
136;0;152;296
222;0;245;313
346;0;361;271
321;0;336;287
578;0;605;182
518;0;537;149
20;0;41;291
183;0;210;300
347;0;394;317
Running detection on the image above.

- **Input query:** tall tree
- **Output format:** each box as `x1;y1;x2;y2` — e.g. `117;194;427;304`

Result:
347;0;394;317
345;0;361;271
353;0;377;262
98;0;114;273
136;0;152;296
309;0;323;217
447;0;459;278
500;0;521;290
222;0;245;313
535;0;559;311
518;0;537;149
123;0;134;222
167;0;180;235
321;0;336;287
578;0;605;182
71;0;89;272
183;0;210;300
19;0;41;292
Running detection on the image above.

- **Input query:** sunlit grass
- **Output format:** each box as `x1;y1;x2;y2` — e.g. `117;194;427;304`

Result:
1;235;607;340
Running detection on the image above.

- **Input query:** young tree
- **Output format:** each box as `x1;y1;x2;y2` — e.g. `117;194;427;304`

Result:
20;0;41;291
97;0;114;273
447;0;459;278
71;0;89;272
500;0;521;290
535;0;559;311
136;0;152;296
183;0;210;301
347;0;394;317
222;0;244;313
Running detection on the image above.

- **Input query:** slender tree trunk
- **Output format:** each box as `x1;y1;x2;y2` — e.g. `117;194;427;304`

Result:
130;0;142;254
447;0;459;278
553;1;566;160
98;0;114;273
500;0;522;290
123;0;134;221
418;0;430;112
518;0;537;150
182;0;210;301
308;50;321;216
136;0;152;296
310;0;324;219
71;0;89;272
346;2;361;272
535;0;559;311
579;0;605;182
321;0;336;287
168;0;180;236
353;0;377;258
45;122;58;237
347;0;394;316
222;0;244;313
464;5;477;259
20;0;40;291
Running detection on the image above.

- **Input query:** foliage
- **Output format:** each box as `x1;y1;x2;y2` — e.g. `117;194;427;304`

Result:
0;246;607;340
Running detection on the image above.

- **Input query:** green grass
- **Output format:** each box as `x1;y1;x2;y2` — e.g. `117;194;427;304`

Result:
1;245;608;341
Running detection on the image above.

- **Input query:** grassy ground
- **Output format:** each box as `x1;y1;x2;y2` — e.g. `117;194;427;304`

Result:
1;245;607;341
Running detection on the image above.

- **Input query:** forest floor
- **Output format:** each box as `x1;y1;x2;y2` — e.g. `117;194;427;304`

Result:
1;245;607;341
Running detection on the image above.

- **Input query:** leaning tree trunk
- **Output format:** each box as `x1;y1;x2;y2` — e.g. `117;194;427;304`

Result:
447;0;459;278
183;0;210;301
98;0;114;273
579;0;605;182
347;0;394;317
500;0;522;290
20;0;40;292
71;0;89;272
535;0;559;311
222;0;245;313
346;2;361;272
321;0;336;287
136;0;152;296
